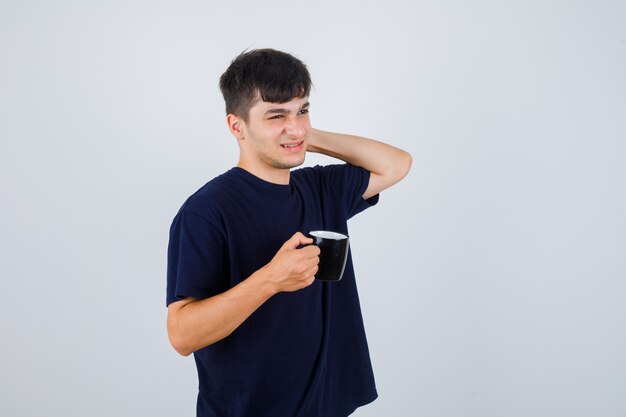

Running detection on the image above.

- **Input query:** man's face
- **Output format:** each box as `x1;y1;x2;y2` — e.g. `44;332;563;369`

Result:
239;96;311;170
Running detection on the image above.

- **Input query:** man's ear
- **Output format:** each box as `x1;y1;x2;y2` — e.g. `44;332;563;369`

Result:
226;114;245;140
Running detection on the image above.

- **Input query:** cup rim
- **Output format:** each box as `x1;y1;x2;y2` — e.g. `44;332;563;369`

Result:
309;230;348;240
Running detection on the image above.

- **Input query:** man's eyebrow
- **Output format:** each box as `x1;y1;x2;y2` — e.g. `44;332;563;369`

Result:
264;102;310;115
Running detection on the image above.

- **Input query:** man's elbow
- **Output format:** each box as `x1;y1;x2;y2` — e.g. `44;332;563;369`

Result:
168;329;193;357
167;316;195;357
390;149;412;183
170;337;194;357
398;150;412;180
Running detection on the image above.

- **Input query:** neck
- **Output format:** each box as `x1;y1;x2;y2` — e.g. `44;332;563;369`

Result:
236;159;291;185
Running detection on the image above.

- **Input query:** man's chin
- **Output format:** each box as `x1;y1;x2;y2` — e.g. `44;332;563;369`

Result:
276;156;305;170
292;155;306;168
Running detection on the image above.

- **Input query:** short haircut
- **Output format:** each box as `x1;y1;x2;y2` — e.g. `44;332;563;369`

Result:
219;48;312;123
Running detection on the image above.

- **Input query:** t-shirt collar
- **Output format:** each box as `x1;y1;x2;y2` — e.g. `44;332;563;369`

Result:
230;167;293;198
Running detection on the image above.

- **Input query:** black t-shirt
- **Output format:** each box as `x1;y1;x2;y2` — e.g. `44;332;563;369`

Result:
167;164;379;417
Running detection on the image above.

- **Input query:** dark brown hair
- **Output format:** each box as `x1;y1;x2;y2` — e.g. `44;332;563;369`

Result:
219;48;312;122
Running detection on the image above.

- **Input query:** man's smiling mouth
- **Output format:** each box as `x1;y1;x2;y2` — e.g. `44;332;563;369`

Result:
280;141;304;149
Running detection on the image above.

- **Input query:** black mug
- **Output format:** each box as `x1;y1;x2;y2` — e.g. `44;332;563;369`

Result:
308;231;350;281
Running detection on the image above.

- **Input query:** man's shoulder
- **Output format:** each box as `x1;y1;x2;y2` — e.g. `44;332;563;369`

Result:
177;168;240;219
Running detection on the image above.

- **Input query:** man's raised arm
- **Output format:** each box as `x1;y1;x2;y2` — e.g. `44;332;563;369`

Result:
306;128;412;199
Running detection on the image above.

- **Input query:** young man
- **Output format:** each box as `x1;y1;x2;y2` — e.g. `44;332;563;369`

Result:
166;49;411;417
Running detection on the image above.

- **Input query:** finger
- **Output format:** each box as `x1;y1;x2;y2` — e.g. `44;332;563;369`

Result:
280;233;302;250
302;263;318;279
301;244;321;257
282;232;313;251
305;253;320;266
294;231;314;247
302;259;318;273
301;273;316;288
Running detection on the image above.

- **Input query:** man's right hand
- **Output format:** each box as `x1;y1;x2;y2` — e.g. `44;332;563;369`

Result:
261;232;321;293
167;232;321;355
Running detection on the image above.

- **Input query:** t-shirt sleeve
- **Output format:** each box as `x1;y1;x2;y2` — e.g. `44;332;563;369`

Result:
320;163;380;220
166;210;228;306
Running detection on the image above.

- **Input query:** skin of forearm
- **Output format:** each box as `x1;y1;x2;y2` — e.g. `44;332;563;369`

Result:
168;269;276;356
306;128;409;177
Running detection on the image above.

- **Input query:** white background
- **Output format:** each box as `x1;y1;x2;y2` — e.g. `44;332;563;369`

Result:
1;1;625;416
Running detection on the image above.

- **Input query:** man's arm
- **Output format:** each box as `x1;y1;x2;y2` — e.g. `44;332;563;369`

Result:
306;128;412;199
167;232;320;356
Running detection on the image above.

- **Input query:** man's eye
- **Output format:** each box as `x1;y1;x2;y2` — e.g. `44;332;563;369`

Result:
270;115;284;120
299;109;309;115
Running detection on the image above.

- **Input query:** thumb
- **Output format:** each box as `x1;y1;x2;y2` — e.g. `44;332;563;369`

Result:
281;232;313;251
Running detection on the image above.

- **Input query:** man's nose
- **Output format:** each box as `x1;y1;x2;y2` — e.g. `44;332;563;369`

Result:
285;118;306;138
